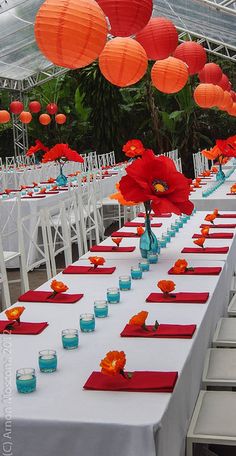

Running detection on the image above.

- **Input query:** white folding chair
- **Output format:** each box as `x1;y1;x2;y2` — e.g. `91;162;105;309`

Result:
5;156;16;169
202;348;236;389
212;318;236;347
0;234;11;308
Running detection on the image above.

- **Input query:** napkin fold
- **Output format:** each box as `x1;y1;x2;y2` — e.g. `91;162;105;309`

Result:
120;324;196;338
181;247;229;254
200;223;236;228
0;321;48;335
83;371;178;392
168;266;221;276
90;246;136;252
124;222;162;228
18;290;83;304
111;231;139;238
192;233;233;239
137;212;171;218
62;265;116;274
146;292;209;303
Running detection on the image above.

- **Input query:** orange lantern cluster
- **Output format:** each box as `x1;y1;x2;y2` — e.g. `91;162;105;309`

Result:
151;56;188;94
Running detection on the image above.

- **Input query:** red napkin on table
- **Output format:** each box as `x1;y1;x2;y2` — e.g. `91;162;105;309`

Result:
146;292;209;303
168;266;222;276
57;188;68;191
63;265;116;274
83;371;178;392
120;324;196;338
22;195;46;199
90;245;136;252
226;193;236;196
138;212;171;218
124;222;162;228
0;321;48;335
212;213;236;218
192;233;233;239
111;231;139;238
181;247;229;254
200;223;236;229
18;290;83;303
46;191;59;194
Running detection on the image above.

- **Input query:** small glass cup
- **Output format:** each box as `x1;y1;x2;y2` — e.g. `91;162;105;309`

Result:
46;184;51;190
139;260;150;272
147;252;158;264
131;266;142;280
178;219;184;228
107;287;120;303
2;194;9;200
62;329;79;350
80;313;95;332
39;350;57;373
33;187;39;193
94;300;108;318
159;238;167;248
16;368;36;394
119;275;131;290
21;189;27;196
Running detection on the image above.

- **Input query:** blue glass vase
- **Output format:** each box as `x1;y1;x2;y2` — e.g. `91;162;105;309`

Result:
139;213;159;258
56;164;68;186
216;163;225;181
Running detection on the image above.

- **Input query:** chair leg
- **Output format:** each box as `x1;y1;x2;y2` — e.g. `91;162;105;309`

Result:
186;439;193;456
1;277;11;309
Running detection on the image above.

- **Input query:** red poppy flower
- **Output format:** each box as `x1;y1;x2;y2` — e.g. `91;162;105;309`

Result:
193;237;205;248
26;139;49;156
42;144;84;163
216;139;236;158
100;351;126;376
119;150;193;216
122;139;145;158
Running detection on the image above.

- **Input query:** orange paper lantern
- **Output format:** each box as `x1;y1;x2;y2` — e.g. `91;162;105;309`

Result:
10;101;24;114
173;42;207;75
136;17;178;60
39;114;51;125
227;102;236;116
55;114;66;124
198;63;222;84
217;91;233;111
151;57;188;94
19;111;32;124
99;37;148;87
97;0;153;37
46;103;58;115
218;74;230;91
29;101;41;113
0;110;10;123
193;84;219;108
35;0;108;69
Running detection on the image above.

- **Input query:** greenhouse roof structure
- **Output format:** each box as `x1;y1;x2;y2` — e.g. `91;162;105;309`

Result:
0;0;236;92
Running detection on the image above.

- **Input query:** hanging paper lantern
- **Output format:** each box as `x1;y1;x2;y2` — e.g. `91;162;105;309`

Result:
217;91;233;111
39;114;51;125
19;111;32;124
35;0;108;69
218;74;230;91
227;102;236;116
0;110;10;123
193;84;219;108
9;101;24;114
151;57;188;94
55;113;66;124
97;0;153;37
198;63;222;84
173;42;207;75
214;85;224;106
136;17;178;60
46;103;58;115
29;101;41;113
230;91;236;102
99;37;148;87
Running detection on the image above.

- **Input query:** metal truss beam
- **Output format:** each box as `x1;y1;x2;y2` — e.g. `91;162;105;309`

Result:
11;92;29;156
196;0;236;14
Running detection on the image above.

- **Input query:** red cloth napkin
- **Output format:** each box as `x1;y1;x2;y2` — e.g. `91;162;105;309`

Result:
181;247;229;254
111;231;140;238
213;213;236;218
124;222;162;227
146;292;209;303
200;223;236;228
18;290;83;303
63;265;116;274
83;371;178;392
22;195;46;199
168;266;222;276
90;246;136;252
46;191;59;194
57;188;68;191
137;212;171;218
120;324;196;338
192;233;233;239
226;193;236;196
0;321;48;335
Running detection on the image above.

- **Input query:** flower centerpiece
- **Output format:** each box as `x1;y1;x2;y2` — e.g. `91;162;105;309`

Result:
42;143;84;186
50;279;68;298
5;306;25;329
157;280;176;298
201;136;236;181
26;139;49;163
100;350;132;379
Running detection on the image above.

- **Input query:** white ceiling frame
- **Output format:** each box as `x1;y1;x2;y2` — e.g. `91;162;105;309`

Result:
196;0;236;14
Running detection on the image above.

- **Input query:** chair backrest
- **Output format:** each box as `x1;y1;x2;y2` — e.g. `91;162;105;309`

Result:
0;232;11;308
193;151;203;177
98;154;107;168
88;151;98;169
5;156;16;169
76;174;100;253
4;165;18;189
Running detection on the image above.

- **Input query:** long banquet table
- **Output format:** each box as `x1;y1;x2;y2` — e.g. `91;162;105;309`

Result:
0;210;235;456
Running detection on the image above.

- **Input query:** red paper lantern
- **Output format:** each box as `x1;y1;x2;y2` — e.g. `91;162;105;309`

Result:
29;101;41;113
227;102;236;116
97;0;153;37
35;0;108;69
39;114;51;125
218;91;233;111
46;103;58;115
19;111;32;124
193;84;220;108
136;17;178;60
173;42;207;75
55;113;66;124
151;57;188;94
198;63;222;84
218;74;230;91
9;101;24;114
99;37;148;87
0;110;10;123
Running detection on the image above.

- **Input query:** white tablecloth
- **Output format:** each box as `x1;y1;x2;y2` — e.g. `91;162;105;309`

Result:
190;180;236;211
0;211;235;456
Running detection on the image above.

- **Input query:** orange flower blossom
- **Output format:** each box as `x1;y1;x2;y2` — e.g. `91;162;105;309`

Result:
129;311;148;326
172;259;188;274
122;139;145;158
201;227;210;236
137;226;144;236
100;351;126;377
205;213;216;224
50;279;68;295
5;306;25;323
110;183;137;206
157;280;176;295
230;184;236;194
213;208;219;216
193;237;206;248
88;256;105;268
112;237;122;247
